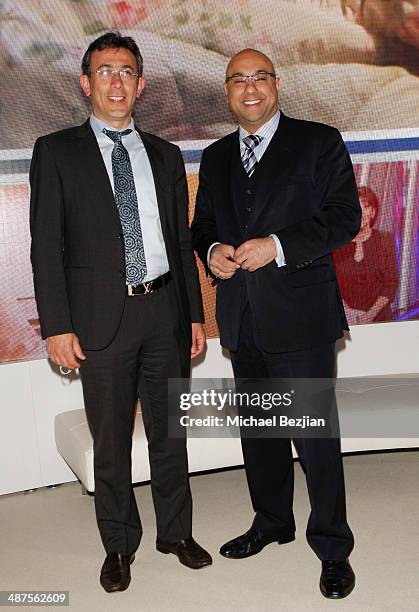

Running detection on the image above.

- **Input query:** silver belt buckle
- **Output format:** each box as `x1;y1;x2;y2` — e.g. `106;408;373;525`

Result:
127;281;154;296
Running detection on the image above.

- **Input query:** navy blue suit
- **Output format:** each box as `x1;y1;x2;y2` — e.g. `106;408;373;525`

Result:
192;113;360;560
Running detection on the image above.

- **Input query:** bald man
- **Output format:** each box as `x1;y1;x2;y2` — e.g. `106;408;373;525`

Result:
192;49;361;599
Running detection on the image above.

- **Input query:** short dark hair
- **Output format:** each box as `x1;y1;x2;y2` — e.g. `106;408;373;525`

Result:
81;31;143;76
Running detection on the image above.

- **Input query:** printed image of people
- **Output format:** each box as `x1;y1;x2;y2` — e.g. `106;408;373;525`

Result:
0;0;418;147
0;0;418;362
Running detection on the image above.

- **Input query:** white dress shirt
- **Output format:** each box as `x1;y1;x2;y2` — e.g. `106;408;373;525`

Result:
90;114;169;282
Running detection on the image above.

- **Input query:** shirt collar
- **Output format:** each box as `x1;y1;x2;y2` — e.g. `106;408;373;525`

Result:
239;110;280;142
89;114;135;139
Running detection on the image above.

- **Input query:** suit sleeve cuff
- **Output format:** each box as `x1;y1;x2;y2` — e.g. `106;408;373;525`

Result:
207;242;221;268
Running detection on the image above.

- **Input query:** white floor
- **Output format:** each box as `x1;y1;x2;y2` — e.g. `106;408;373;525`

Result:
1;451;418;612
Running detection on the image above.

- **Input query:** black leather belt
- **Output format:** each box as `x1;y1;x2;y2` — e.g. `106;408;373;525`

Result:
127;271;171;296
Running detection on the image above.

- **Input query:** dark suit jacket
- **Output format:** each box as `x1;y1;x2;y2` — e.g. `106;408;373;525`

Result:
192;113;361;352
30;119;203;351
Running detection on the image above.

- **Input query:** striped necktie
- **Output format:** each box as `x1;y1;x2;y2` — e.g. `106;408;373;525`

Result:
242;134;263;177
103;128;147;286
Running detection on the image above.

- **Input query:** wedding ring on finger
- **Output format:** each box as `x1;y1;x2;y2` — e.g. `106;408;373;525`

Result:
59;366;72;375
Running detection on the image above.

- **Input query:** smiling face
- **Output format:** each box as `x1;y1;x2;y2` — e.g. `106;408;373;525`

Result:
224;49;280;133
79;47;145;129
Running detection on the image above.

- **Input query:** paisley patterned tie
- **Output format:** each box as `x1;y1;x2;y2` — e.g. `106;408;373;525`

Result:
103;128;147;285
242;134;263;177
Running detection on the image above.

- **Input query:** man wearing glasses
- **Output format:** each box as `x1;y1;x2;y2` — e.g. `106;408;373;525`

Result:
192;48;360;599
30;31;211;593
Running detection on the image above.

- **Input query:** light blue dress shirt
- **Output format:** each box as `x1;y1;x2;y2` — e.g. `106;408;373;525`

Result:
90;114;169;282
238;109;280;162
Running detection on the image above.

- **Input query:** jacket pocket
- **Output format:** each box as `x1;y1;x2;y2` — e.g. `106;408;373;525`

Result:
290;264;335;287
64;266;91;283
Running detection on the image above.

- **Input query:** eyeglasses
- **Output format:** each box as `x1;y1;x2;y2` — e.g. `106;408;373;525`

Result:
94;67;139;81
225;72;276;87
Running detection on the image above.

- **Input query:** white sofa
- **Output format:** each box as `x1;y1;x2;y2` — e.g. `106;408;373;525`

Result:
55;376;419;493
55;406;244;493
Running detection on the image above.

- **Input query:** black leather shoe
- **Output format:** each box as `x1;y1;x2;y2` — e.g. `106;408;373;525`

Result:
320;559;355;599
156;537;212;569
100;553;135;593
220;528;295;559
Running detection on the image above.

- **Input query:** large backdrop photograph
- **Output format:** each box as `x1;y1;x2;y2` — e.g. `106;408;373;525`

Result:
0;0;418;362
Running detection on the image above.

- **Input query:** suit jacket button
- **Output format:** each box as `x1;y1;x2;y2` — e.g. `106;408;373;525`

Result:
246;189;252;195
246;207;252;212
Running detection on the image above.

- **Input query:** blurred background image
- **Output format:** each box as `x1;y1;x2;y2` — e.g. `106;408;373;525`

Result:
0;0;418;363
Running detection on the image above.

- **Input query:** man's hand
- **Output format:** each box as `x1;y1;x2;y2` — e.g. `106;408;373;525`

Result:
46;332;86;370
191;323;206;358
234;237;277;272
209;244;240;280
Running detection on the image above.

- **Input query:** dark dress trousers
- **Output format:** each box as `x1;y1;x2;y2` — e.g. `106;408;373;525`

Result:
192;113;361;560
30;119;204;554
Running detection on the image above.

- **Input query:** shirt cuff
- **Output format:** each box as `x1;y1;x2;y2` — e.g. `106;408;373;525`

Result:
207;242;221;268
270;234;286;267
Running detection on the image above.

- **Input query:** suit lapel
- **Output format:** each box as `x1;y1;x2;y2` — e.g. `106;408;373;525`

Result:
247;113;296;228
228;130;248;232
76;120;122;232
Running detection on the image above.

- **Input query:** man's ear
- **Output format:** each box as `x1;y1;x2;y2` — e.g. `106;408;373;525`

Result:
136;76;146;98
80;74;91;97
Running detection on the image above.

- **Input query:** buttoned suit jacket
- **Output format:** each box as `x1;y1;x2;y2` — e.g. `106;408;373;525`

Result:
30;119;203;351
191;113;361;353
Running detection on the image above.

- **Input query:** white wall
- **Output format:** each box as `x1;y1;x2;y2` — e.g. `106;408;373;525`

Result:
1;320;418;495
191;321;419;377
335;321;419;376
